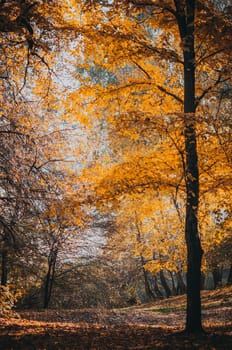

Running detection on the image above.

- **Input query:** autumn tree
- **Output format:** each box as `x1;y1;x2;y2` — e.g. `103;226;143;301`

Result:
69;0;232;333
0;0;88;306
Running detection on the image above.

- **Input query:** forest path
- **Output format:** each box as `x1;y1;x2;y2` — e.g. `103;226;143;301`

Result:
0;286;231;349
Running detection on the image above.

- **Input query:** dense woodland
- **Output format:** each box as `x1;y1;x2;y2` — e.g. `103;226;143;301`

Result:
0;0;231;342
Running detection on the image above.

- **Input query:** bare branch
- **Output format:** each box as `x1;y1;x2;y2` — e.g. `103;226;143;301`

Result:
157;85;183;104
195;74;231;107
197;47;232;65
129;0;177;17
132;60;151;80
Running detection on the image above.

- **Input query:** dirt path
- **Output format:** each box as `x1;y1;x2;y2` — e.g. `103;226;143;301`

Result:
18;303;232;327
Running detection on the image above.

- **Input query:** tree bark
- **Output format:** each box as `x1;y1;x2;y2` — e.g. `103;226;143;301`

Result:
159;269;171;298
43;246;58;309
152;275;163;297
1;228;10;286
212;267;223;289
176;270;186;294
169;270;177;295
1;249;7;286
227;265;232;285
174;0;204;333
201;272;206;290
142;263;156;300
134;211;156;300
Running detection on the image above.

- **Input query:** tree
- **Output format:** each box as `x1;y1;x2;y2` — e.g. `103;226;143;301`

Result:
0;0;87;304
173;0;202;333
71;0;231;333
0;113;61;293
40;196;87;309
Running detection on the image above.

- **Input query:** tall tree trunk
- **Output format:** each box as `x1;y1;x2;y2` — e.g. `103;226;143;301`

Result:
43;247;58;309
1;228;9;286
212;267;223;289
227;264;232;285
160;269;171;298
44;263;52;309
175;0;204;332
201;272;206;290
169;270;177;295
152;275;163;298
1;249;7;286
176;270;186;294
142;262;156;300
134;211;156;300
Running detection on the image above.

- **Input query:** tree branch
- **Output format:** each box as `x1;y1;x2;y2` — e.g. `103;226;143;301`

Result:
195;74;231;107
197;47;232;65
131;60;183;104
157;85;183;104
129;0;177;17
132;60;151;80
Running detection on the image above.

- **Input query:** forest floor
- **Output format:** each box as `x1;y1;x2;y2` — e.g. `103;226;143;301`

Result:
0;286;231;349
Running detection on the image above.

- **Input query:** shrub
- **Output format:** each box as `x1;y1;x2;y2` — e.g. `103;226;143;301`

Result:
0;285;17;318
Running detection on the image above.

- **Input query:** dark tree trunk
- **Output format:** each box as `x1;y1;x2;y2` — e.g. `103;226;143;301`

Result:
160;269;171;298
1;228;10;286
134;211;156;300
176;270;186;294
227;265;232;285
153;275;163;297
201;272;206;290
169;270;177;295
44;264;52;309
1;249;7;286
174;0;204;333
212;267;223;289
142;263;156;300
43;246;58;309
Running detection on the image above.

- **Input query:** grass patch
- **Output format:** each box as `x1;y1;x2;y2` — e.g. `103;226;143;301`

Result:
151;306;185;313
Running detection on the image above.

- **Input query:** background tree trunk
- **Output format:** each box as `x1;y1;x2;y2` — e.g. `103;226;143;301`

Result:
159;269;171;298
201;272;206;290
141;260;156;300
212;267;223;289
169;270;177;295
152;275;163;298
43;246;58;308
134;211;156;300
1;249;7;286
227;265;232;285
176;270;186;294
